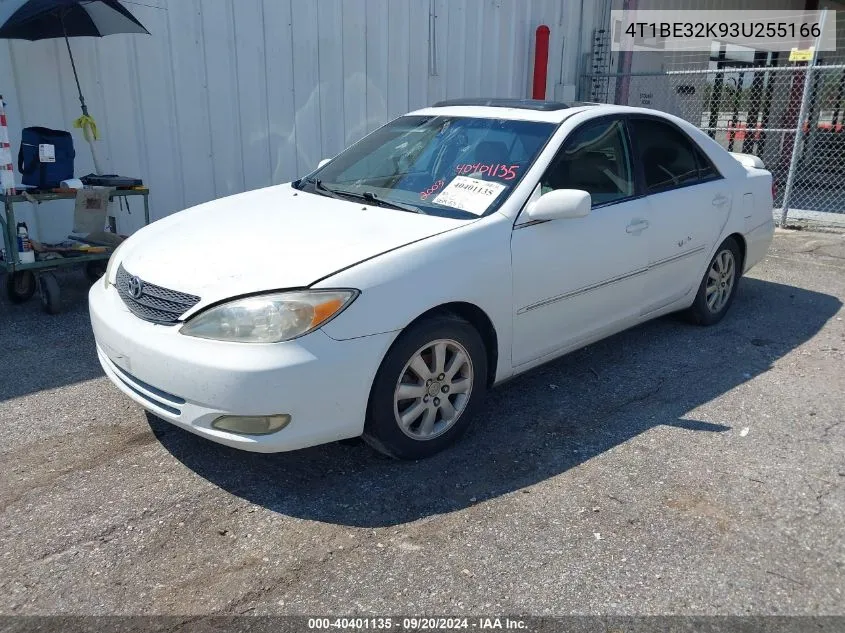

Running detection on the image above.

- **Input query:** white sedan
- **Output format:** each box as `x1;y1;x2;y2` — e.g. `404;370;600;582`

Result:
90;100;774;459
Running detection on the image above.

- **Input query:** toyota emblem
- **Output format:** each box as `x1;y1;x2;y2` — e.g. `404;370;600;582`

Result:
128;276;144;299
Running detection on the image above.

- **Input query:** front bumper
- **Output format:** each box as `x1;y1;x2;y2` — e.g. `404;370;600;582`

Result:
89;282;395;452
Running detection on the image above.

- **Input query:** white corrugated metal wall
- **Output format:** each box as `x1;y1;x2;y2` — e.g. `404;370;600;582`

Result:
0;0;598;242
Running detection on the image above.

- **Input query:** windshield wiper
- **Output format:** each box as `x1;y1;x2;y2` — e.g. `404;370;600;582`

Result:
309;179;425;214
358;191;426;215
310;178;344;200
306;178;426;215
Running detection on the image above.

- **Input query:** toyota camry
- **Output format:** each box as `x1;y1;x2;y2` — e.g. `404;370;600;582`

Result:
89;99;774;459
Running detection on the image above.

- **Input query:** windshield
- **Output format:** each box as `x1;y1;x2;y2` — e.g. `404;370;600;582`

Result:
294;115;556;219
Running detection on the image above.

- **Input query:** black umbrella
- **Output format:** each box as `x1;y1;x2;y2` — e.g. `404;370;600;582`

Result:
0;0;149;172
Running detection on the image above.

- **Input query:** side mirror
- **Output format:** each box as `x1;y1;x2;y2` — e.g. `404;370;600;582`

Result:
317;158;331;169
525;189;591;221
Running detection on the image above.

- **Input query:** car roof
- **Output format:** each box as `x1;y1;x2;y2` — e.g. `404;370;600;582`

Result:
408;101;663;124
408;99;666;123
432;98;576;111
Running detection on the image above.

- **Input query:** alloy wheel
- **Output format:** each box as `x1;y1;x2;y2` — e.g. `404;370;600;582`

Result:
706;249;736;313
393;338;474;440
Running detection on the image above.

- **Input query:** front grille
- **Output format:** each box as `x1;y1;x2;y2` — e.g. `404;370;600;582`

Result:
116;264;200;324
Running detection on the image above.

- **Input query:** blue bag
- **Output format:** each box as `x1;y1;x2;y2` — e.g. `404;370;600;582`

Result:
18;127;75;189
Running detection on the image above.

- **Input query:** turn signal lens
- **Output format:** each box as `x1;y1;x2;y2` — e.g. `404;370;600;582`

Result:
211;414;291;436
312;298;343;328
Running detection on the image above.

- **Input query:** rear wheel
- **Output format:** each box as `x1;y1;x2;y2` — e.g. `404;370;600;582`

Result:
685;237;741;326
363;315;488;459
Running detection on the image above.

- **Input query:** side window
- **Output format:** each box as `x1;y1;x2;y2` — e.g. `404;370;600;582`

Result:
630;118;719;192
540;119;634;205
694;145;720;181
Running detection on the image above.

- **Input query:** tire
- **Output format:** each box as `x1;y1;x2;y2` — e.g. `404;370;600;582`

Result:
85;260;108;283
39;272;61;315
5;270;36;303
685;237;741;326
363;314;488;460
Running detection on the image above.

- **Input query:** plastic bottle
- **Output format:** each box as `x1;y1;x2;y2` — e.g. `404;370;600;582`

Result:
16;221;35;264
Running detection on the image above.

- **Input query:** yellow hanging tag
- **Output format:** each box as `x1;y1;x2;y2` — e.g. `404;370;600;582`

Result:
73;114;99;141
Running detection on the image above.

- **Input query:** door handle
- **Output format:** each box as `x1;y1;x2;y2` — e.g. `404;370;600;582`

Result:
712;194;730;207
626;219;650;234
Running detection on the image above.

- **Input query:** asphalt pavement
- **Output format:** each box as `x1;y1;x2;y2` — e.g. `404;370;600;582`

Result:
1;229;843;616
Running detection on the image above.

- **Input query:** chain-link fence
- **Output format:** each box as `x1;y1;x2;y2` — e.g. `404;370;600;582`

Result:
581;64;845;225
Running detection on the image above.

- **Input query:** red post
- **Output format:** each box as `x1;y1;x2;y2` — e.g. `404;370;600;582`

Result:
532;25;550;100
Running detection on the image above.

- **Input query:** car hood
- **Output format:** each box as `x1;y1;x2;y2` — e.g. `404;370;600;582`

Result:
118;184;466;308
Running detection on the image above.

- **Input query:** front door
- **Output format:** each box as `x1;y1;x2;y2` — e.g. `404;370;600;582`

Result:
511;117;650;367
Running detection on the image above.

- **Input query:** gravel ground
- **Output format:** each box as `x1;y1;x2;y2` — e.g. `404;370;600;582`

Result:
0;229;843;616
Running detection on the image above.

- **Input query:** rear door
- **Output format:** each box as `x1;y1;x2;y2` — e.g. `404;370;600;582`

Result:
628;116;733;315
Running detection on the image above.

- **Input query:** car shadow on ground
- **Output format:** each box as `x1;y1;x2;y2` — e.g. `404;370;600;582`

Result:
148;278;841;527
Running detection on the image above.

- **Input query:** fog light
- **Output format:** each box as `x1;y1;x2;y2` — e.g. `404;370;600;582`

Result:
211;414;291;436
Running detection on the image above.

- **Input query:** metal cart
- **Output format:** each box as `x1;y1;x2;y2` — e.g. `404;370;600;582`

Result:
1;189;150;314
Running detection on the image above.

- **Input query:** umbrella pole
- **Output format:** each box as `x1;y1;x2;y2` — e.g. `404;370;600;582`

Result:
63;32;86;117
62;26;102;174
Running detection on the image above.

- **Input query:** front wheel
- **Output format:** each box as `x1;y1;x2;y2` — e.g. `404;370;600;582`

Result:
363;315;488;460
685;237;741;326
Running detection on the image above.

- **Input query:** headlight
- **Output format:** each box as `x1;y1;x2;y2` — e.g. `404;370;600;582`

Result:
179;289;358;343
103;240;127;289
